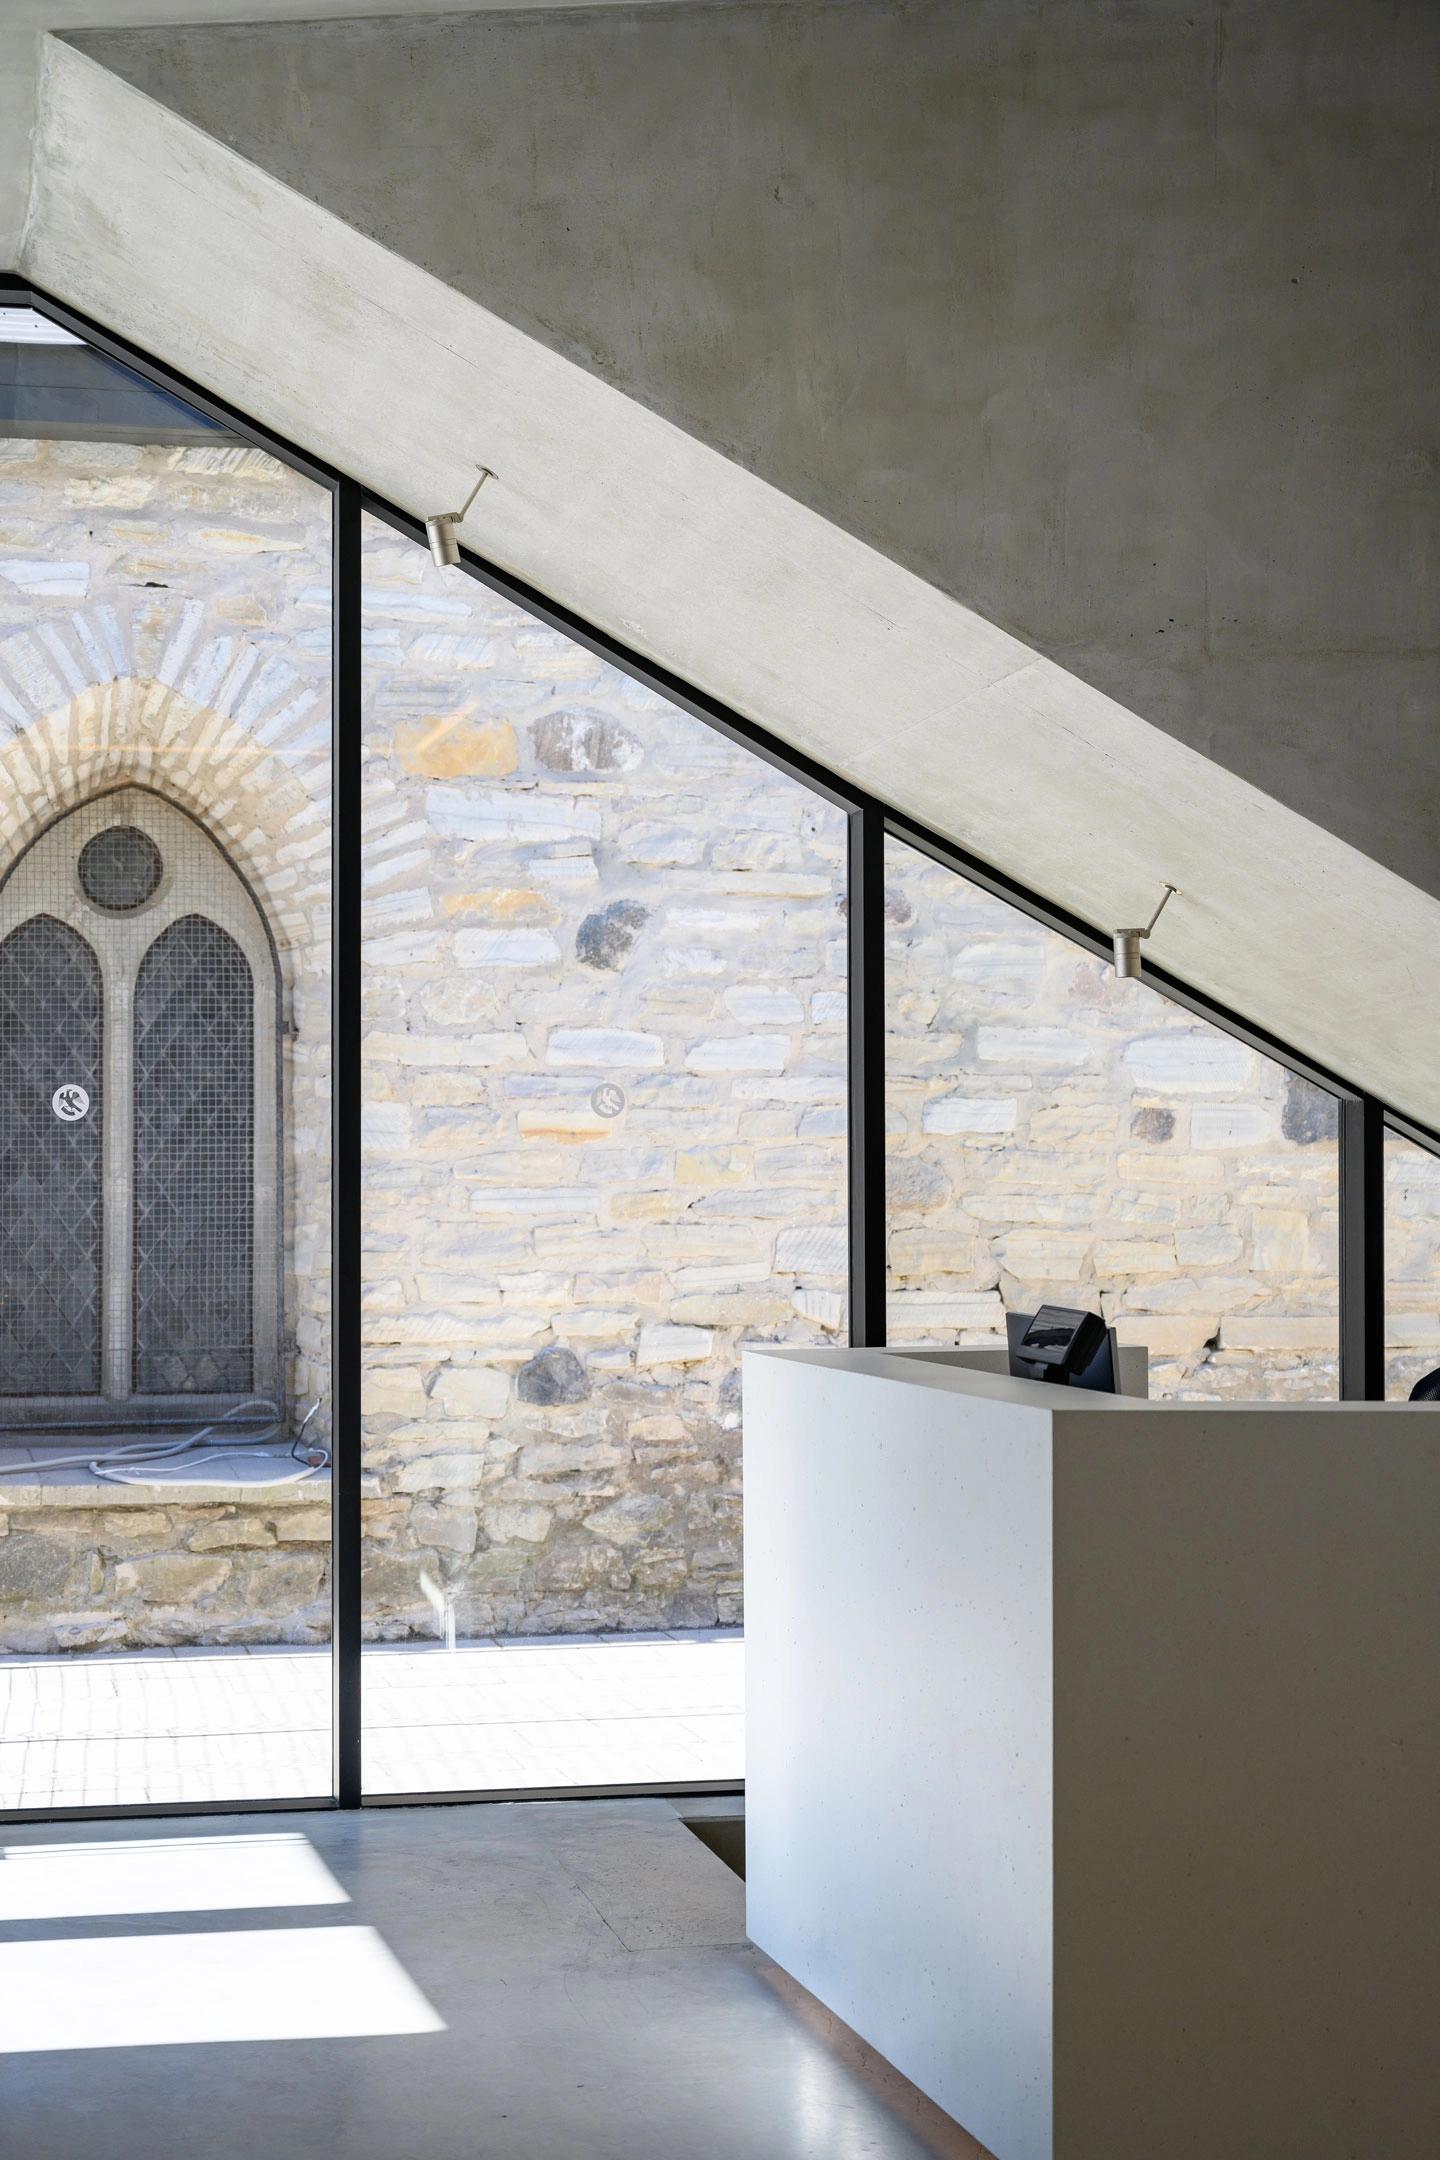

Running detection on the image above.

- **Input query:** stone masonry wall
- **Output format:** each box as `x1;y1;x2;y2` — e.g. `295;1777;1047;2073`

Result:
885;842;1344;1400
0;436;334;1652
356;514;849;1638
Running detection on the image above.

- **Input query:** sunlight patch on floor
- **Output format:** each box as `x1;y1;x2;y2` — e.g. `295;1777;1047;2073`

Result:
0;1830;349;1922
0;1925;445;2052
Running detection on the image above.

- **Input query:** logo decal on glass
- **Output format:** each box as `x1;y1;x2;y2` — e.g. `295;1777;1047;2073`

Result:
52;1083;91;1123
590;1083;626;1120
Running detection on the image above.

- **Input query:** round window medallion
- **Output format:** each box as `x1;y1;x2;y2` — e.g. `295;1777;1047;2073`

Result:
79;826;163;912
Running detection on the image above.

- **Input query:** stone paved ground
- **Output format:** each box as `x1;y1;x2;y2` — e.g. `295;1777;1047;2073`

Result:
0;1630;744;1811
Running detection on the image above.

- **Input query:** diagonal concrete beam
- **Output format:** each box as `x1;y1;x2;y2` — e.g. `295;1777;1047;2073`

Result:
15;35;1440;1127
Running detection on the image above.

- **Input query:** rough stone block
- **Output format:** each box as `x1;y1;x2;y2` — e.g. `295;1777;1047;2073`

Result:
775;1224;848;1274
362;1548;435;1612
636;1324;714;1367
396;718;516;778
1250;1212;1310;1274
516;1104;612;1140
584;1494;674;1544
453;928;562;968
922;1095;1017;1135
1190;1103;1271;1148
976;1025;1091;1068
1175;1227;1244;1266
792;1287;845;1331
100;1510;172;1543
367;1029;531;1068
188;1519;277;1552
519;1436;630;1479
577;897;649;970
1219;1315;1338;1352
426;783;600;846
686;1035;788;1073
724;987;804;1025
484;1504;552;1545
1124;1033;1254;1091
532;710;640;772
272;1508;333;1543
394;1455;492;1494
364;1366;430;1417
0;1535;86;1606
517;1346;590;1404
409;1501;479;1555
430;1365;510;1418
1093;1240;1176;1277
234;1552;327;1612
546;1027;665;1069
115;1554;231;1604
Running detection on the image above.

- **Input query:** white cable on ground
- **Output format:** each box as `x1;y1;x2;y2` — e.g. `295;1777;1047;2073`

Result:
0;1397;327;1485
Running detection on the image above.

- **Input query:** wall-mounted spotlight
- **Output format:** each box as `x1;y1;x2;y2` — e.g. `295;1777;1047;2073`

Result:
425;466;495;568
1112;883;1179;978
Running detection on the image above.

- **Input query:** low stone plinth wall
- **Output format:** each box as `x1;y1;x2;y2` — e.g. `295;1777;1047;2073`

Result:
0;1466;333;1654
0;1445;746;1653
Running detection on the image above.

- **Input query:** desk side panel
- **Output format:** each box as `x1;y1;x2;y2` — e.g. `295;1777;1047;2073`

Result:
1054;1409;1440;2160
744;1351;1056;2160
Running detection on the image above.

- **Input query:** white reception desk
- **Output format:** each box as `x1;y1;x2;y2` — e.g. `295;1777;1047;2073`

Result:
742;1346;1439;2160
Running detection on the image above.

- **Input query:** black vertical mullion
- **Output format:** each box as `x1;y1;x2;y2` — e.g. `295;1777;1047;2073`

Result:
1339;1094;1385;1401
331;481;363;1803
847;808;887;1347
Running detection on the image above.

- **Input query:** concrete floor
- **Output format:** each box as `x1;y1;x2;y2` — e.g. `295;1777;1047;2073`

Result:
0;1631;745;1810
0;1799;987;2159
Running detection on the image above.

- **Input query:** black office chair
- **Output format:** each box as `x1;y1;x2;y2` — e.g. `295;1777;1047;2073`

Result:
1408;1366;1440;1402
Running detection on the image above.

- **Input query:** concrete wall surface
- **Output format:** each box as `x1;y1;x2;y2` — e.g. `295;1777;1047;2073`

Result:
71;0;1440;899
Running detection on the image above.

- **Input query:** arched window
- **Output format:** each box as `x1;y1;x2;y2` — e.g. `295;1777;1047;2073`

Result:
0;789;281;1424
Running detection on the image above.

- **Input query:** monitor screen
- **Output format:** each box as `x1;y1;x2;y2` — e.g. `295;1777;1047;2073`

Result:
1007;1306;1116;1392
1018;1306;1091;1358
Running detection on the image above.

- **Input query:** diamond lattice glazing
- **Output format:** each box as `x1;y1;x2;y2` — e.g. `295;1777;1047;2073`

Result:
0;914;104;1395
133;914;255;1395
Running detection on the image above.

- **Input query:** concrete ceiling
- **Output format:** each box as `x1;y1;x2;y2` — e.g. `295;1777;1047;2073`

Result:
64;0;1440;905
6;17;1440;1130
0;1;705;261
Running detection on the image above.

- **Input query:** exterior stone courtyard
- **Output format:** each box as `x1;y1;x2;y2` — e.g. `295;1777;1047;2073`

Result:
0;1629;745;1810
2;433;1438;1663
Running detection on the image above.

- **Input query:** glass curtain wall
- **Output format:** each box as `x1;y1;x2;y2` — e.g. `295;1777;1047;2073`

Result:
1384;1131;1440;1399
358;513;846;1794
0;309;333;1810
883;838;1341;1398
2;300;1429;1823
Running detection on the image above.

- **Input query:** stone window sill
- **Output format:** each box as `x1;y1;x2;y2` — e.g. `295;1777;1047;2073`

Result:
0;1446;338;1510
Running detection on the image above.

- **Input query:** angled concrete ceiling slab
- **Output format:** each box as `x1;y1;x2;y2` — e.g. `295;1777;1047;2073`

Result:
16;39;1440;1127
0;2;701;262
62;0;1440;901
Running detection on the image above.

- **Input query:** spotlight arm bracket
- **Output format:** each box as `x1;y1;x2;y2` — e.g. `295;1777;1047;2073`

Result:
1112;882;1181;978
443;465;495;526
1140;881;1179;940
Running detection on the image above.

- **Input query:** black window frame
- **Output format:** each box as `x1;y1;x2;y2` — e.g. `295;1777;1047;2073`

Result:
1;273;1435;1826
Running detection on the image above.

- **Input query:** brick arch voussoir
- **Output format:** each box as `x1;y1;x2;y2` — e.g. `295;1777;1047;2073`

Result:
0;677;331;970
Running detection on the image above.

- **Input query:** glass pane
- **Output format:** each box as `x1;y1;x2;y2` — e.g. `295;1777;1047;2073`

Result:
0;313;333;1811
884;839;1340;1399
1384;1131;1440;1400
360;512;847;1794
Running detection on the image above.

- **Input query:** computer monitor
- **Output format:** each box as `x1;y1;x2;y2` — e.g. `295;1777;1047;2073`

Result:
1006;1306;1119;1394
